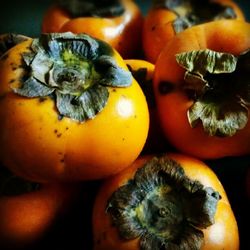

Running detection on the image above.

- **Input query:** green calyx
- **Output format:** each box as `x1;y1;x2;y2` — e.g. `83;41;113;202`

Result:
176;49;250;137
12;32;132;122
107;156;220;250
0;166;40;197
56;0;125;18
153;0;236;33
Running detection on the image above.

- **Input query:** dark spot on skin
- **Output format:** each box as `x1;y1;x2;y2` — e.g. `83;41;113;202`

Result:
60;158;65;163
158;81;175;95
65;127;69;130
12;67;17;71
57;133;62;138
151;25;156;31
54;129;58;134
9;79;15;84
122;138;125;141
38;97;46;103
134;115;137;119
58;152;63;155
112;88;117;92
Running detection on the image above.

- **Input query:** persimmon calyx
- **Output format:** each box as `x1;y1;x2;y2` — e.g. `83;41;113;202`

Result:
176;49;250;137
153;0;236;33
56;0;125;18
11;32;132;122
0;33;29;58
0;166;40;197
107;156;220;250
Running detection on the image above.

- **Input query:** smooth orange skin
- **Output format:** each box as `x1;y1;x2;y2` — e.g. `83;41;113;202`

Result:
42;0;143;59
154;20;250;159
125;59;169;154
0;182;78;248
143;0;245;63
93;153;239;250
0;39;149;182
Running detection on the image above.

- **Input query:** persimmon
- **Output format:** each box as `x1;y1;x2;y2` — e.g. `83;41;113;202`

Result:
143;0;245;63
0;165;78;249
0;32;149;182
153;20;250;159
93;153;239;250
41;0;143;58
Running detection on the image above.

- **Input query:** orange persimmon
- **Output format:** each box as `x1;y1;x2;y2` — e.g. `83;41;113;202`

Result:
41;0;143;58
143;0;245;63
93;153;239;250
0;165;78;249
0;32;149;182
153;20;250;159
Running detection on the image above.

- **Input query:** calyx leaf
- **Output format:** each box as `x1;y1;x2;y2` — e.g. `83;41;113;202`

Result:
11;32;132;122
0;33;29;58
107;156;220;250
176;49;250;137
153;0;236;33
56;0;125;17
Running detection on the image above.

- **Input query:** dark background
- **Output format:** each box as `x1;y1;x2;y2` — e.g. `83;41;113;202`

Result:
0;1;249;249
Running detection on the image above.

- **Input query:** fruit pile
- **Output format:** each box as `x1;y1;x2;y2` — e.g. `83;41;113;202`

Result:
0;0;249;249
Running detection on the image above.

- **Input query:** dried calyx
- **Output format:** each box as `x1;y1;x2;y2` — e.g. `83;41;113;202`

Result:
176;49;250;137
56;0;125;17
0;166;40;197
107;156;220;250
12;32;132;122
0;33;28;58
153;0;236;33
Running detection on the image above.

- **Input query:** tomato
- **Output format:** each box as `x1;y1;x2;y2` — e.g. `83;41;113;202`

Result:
143;0;245;63
0;32;149;182
92;153;239;250
41;0;143;58
153;20;250;159
0;165;79;249
125;59;170;154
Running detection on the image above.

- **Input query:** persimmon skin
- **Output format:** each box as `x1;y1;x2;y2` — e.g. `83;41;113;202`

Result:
0;39;149;182
92;153;239;250
42;0;143;59
143;0;245;63
153;20;250;159
0;183;78;248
